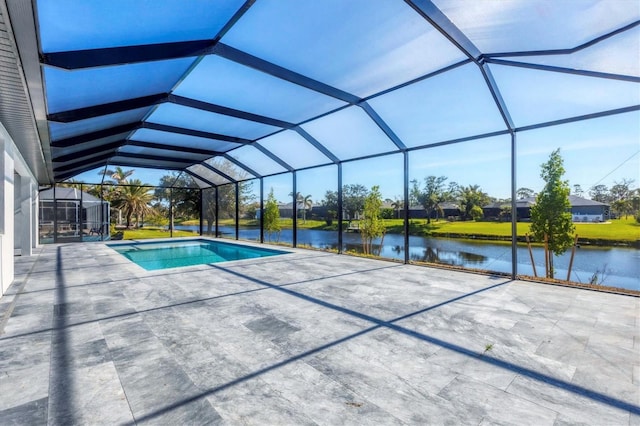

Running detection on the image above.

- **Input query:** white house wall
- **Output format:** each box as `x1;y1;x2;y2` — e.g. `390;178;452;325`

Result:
0;121;38;297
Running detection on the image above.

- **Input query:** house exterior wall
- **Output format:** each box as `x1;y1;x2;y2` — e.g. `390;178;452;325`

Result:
485;201;609;222
0;122;39;297
0;132;14;295
0;130;15;294
571;205;608;222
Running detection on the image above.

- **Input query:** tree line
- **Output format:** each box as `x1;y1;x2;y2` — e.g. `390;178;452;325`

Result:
63;167;203;229
63;158;638;235
316;180;494;225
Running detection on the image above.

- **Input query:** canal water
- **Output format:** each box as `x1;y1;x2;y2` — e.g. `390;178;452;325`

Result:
176;225;639;291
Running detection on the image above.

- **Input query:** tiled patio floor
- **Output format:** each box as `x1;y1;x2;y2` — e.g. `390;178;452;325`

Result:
0;240;638;425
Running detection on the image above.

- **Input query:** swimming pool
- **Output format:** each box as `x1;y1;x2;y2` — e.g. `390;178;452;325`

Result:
109;239;289;270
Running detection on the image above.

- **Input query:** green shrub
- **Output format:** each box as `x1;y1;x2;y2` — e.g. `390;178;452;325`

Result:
145;211;169;227
381;208;394;219
470;205;484;221
325;210;336;225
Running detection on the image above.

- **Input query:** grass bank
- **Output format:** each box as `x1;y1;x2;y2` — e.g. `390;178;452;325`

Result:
398;218;639;245
177;217;640;246
119;227;198;240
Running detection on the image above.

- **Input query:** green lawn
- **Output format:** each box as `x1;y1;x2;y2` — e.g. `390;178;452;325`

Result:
385;217;640;242
217;218;334;230
388;219;528;237
573;217;640;241
120;227;197;240
176;216;640;243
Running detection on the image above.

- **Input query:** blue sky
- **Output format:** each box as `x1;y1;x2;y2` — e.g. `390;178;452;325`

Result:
74;108;639;204
62;1;639;204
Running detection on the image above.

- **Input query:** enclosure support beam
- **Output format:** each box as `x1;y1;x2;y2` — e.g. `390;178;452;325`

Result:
484;59;640;83
292;171;297;248
480;64;515;130
215;187;219;238
222;154;262;179
337;163;343;254
169;188;174;238
254;143;294;172
510;132;518;279
199;189;203;236
403;151;410;264
53;186;58;244
98;182;105;241
235;182;239;240
360;102;407;151
260;178;264;244
405;0;482;61
79;188;84;243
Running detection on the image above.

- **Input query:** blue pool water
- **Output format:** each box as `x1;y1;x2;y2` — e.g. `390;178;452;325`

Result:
109;239;288;270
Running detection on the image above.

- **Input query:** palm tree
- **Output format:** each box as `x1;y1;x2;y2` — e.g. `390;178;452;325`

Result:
391;198;403;219
416;176;447;224
458;184;490;221
99;167;135;226
112;179;153;228
300;194;313;223
100;166;134;185
290;192;313;223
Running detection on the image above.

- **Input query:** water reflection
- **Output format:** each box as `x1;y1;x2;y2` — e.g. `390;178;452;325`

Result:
189;225;638;291
412;247;487;265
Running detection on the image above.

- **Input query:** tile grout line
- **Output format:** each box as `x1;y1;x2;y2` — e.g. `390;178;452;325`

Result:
96;315;139;425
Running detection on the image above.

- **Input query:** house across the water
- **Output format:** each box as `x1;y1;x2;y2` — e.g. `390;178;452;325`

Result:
483;195;610;222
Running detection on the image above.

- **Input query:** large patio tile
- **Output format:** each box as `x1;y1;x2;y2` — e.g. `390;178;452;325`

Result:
1;242;637;424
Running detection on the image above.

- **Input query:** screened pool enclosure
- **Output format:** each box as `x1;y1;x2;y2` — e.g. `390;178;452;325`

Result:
38;186;110;243
7;0;640;290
